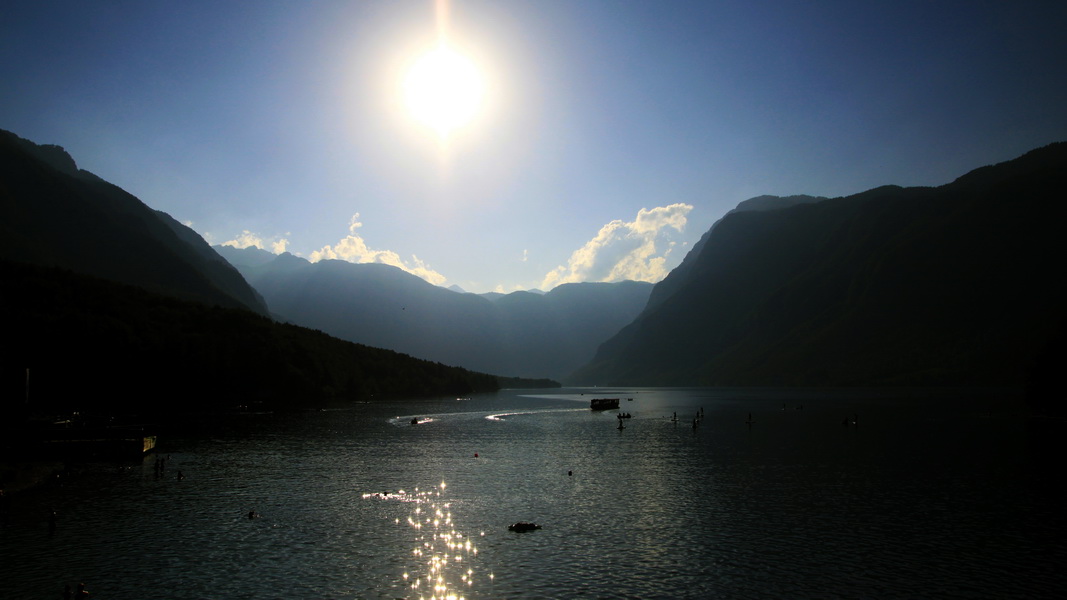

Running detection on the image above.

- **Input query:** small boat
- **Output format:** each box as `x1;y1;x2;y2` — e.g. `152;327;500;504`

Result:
410;417;420;425
590;398;620;410
508;522;541;532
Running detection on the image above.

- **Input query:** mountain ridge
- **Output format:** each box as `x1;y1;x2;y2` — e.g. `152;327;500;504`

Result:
0;129;268;314
8;126;1062;392
571;142;1067;387
1;258;524;414
216;246;652;380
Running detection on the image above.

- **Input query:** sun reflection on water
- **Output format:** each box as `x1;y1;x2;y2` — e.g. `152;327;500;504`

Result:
363;482;484;599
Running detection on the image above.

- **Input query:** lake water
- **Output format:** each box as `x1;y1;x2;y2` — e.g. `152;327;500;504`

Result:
2;387;1064;599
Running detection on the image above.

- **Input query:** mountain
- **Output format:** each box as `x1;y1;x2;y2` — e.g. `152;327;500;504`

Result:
572;143;1067;387
0;259;508;416
216;246;652;380
644;194;826;313
0;129;268;314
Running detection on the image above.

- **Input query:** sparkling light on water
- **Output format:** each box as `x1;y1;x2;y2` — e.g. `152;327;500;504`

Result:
364;481;484;599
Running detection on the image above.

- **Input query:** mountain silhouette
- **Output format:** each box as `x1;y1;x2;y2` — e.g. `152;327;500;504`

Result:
0;259;508;414
0;129;267;314
644;194;826;313
572;143;1067;387
9;126;1063;392
1;130;551;414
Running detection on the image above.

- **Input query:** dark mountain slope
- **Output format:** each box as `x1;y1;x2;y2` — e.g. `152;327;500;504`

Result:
644;194;826;313
0;129;267;314
0;259;505;416
573;143;1067;387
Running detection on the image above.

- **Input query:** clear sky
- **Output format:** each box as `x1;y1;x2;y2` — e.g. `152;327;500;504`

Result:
4;1;1066;293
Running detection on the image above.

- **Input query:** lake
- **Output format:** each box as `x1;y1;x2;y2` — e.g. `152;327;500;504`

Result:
2;387;1064;599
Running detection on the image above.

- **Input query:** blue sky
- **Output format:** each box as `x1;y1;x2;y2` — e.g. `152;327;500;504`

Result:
3;1;1066;293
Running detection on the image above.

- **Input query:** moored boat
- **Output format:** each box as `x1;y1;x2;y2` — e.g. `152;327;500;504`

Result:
590;398;620;410
37;426;156;460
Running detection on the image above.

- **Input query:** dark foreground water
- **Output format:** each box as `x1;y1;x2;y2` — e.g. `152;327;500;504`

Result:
2;388;1064;599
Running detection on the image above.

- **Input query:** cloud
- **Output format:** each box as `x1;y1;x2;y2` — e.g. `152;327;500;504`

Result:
221;230;290;254
309;213;447;286
492;282;529;294
541;203;693;290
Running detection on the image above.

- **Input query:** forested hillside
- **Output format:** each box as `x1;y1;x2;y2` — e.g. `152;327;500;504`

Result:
1;260;522;417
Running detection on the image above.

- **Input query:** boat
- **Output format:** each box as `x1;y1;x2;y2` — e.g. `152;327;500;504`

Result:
590;398;620;410
508;522;541;532
23;371;156;460
37;425;156;459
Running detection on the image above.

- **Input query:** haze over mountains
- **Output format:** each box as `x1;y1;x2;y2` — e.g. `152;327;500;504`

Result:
3;127;1065;403
215;245;651;380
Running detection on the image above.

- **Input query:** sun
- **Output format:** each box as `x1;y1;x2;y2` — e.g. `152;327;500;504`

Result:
403;43;484;140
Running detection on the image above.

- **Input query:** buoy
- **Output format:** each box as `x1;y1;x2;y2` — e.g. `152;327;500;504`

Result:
474;453;479;458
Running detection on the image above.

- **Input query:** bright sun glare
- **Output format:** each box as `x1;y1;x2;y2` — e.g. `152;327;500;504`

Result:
403;43;484;139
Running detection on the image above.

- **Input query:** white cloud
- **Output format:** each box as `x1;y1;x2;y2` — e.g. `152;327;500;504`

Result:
309;213;448;286
541;203;693;290
221;230;290;254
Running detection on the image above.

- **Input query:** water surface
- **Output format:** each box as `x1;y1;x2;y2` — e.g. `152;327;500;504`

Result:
2;388;1063;598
